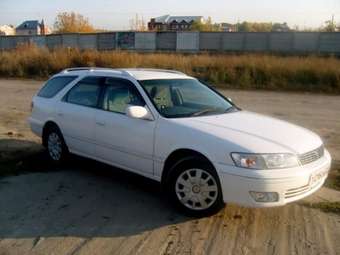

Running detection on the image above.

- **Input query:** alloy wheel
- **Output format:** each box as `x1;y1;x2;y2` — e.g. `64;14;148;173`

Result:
175;168;218;210
47;132;62;161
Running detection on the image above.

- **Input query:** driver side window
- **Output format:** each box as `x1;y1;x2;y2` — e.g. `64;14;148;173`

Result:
102;78;145;114
144;83;173;110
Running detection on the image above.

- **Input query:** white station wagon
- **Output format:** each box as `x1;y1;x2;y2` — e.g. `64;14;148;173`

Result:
29;68;331;216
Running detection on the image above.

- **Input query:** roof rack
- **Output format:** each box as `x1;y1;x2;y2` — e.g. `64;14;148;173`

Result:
61;67;130;76
121;68;186;75
60;67;187;77
62;67;93;73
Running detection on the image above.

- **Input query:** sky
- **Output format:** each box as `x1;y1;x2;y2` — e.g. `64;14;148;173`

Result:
0;0;339;30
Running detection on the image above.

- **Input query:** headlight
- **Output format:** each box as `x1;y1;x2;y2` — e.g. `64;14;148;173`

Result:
231;153;299;169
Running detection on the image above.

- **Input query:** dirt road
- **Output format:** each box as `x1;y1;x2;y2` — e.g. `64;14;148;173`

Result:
0;79;340;255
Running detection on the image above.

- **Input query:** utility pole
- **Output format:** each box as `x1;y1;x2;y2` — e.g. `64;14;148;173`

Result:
332;14;336;32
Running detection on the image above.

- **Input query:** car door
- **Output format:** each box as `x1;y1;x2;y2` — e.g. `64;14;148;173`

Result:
55;76;103;156
94;77;156;175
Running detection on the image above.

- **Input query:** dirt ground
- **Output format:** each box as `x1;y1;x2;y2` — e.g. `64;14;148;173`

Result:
0;79;340;255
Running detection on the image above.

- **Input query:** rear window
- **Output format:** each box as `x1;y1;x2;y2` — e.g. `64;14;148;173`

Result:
38;76;77;98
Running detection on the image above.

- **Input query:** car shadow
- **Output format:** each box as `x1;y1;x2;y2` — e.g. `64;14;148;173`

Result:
0;138;191;239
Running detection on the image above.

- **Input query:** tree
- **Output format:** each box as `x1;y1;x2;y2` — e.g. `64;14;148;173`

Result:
191;17;220;31
129;14;147;31
237;21;273;32
272;22;290;32
322;17;337;32
54;12;95;33
237;22;251;32
191;20;205;31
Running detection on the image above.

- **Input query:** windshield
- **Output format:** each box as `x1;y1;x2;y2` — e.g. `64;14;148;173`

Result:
139;79;236;118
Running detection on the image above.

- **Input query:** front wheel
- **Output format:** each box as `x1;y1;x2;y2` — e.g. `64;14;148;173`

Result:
168;159;224;216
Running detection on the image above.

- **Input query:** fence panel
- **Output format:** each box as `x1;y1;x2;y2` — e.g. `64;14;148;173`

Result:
269;33;293;51
244;33;268;51
0;36;6;50
2;32;340;54
98;33;116;50
319;33;340;53
156;32;177;50
135;32;156;50
199;32;222;50
222;32;245;51
293;32;319;52
46;35;62;49
62;34;78;48
117;32;135;50
30;36;46;48
12;36;30;48
176;32;199;51
78;34;97;49
1;36;16;49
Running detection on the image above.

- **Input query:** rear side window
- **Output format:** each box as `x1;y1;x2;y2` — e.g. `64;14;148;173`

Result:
38;76;77;98
65;77;102;107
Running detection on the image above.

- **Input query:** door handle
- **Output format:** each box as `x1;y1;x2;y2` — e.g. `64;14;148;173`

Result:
57;112;63;117
96;121;106;126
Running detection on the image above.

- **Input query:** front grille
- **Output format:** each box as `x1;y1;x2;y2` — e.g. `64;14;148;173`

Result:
285;184;310;198
284;176;324;199
298;145;324;165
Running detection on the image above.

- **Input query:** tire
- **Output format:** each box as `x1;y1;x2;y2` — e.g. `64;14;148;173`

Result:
166;157;224;217
44;126;69;164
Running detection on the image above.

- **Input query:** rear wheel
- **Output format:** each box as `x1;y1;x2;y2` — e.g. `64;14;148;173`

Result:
44;126;68;163
167;158;224;216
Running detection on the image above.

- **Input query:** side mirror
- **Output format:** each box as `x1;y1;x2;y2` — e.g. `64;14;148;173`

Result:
126;105;154;121
227;97;233;103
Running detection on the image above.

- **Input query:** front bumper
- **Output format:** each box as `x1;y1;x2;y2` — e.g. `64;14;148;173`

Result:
217;149;331;207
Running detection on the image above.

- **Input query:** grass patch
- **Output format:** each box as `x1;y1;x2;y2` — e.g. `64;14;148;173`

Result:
325;160;340;191
1;44;340;93
302;201;340;215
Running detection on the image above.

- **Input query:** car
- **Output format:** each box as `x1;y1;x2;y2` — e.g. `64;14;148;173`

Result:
29;67;331;216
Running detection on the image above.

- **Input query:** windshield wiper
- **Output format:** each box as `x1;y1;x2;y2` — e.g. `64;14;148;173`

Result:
191;108;220;117
191;106;238;117
224;106;238;113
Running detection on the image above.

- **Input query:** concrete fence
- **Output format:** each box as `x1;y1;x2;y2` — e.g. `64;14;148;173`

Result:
1;32;340;54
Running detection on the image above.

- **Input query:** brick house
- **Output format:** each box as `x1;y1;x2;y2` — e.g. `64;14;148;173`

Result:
16;20;50;35
148;15;203;31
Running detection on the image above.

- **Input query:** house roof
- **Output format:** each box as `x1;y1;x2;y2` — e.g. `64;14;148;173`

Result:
16;20;40;30
155;15;170;23
155;15;203;24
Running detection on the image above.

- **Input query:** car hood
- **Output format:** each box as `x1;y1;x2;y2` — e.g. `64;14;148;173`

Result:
184;111;323;154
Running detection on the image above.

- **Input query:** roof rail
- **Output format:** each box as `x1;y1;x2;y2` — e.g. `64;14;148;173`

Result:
61;67;130;76
121;68;186;75
60;67;187;77
62;67;93;73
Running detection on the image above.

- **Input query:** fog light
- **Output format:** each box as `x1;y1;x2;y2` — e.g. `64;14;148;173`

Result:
249;191;279;202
